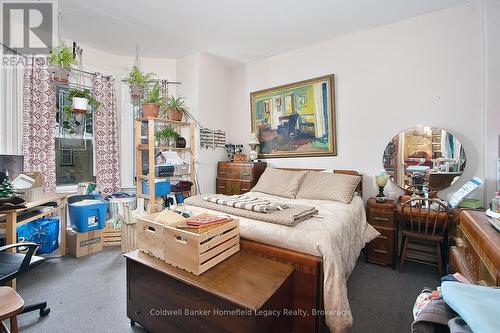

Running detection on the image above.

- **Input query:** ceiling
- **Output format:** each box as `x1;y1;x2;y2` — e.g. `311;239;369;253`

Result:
60;0;469;64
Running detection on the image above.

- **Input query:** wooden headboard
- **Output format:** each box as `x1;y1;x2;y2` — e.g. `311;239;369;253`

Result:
276;168;363;198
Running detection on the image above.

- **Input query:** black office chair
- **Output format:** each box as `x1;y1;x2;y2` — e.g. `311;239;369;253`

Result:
0;242;50;317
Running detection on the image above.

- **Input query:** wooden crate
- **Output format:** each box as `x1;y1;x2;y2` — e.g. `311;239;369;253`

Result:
137;211;240;275
137;213;177;260
103;220;122;247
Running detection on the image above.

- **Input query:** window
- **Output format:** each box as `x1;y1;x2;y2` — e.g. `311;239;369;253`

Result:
55;85;96;186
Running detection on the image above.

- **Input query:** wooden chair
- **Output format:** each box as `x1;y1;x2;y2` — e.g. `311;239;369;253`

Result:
399;197;449;275
0;287;24;333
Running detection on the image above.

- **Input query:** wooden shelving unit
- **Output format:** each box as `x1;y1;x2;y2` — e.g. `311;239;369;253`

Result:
135;117;196;213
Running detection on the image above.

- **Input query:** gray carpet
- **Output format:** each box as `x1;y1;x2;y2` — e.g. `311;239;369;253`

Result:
16;248;439;333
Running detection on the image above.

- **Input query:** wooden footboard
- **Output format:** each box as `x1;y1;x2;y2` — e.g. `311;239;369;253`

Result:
240;239;324;333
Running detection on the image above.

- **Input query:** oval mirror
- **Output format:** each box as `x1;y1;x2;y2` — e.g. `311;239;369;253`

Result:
382;127;466;192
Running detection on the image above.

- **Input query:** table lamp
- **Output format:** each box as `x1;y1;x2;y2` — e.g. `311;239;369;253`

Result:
375;173;389;202
248;133;259;161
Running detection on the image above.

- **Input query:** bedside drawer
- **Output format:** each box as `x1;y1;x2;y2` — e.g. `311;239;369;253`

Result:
367;227;395;266
216;179;251;195
368;210;394;228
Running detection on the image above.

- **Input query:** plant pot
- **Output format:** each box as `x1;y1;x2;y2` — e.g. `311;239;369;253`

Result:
130;85;143;100
167;107;183;122
142;103;160;118
176;137;186;148
72;97;88;114
167;137;176;148
52;66;70;84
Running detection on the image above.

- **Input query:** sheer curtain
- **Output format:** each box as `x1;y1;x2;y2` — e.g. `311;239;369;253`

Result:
0;55;24;155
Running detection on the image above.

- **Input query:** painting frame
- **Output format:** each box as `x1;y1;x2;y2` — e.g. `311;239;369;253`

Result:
250;74;337;159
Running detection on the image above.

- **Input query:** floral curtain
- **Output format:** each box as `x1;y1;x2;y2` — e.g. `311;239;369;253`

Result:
22;57;56;192
92;73;120;195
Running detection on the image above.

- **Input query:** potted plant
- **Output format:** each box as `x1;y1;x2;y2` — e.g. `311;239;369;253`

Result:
48;44;76;84
127;66;153;100
155;126;179;147
142;83;163;118
165;95;186;121
68;88;100;114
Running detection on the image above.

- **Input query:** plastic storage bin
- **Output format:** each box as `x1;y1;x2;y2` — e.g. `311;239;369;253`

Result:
142;180;170;196
69;200;109;232
173;163;190;176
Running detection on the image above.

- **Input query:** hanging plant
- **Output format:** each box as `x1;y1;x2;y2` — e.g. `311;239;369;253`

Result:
142;83;164;118
47;44;76;84
127;66;154;100
68;88;100;114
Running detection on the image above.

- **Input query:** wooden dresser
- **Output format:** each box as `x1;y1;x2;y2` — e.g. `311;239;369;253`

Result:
366;198;396;267
216;161;267;195
449;210;500;286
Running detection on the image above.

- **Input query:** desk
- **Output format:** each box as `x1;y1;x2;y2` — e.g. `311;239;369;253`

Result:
0;193;68;289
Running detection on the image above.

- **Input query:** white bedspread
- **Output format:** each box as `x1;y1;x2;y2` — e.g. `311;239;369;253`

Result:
185;191;379;333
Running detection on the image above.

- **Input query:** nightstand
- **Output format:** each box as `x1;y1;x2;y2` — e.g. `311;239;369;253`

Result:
366;198;396;268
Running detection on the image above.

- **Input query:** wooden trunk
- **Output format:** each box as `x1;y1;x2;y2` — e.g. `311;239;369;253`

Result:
240;239;324;333
125;250;293;333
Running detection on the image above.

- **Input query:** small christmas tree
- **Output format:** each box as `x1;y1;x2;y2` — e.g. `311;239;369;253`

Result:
0;178;14;198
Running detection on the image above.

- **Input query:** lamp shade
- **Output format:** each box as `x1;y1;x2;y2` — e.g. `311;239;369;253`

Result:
375;174;389;187
249;133;259;145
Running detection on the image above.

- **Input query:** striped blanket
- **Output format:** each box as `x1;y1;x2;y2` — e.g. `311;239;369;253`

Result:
203;194;289;213
185;194;317;226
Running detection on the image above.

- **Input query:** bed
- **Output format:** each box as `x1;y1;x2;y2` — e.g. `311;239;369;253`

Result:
184;169;378;333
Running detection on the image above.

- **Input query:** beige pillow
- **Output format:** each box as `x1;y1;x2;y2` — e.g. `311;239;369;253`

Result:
251;168;309;199
296;171;361;203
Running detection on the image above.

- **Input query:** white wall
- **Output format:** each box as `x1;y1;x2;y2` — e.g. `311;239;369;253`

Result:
177;52;231;194
485;0;500;202
228;2;485;201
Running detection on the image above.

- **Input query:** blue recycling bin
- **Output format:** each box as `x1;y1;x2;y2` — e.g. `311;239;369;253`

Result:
68;199;109;232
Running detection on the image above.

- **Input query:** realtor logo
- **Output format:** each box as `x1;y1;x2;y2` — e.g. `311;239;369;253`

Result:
1;1;57;54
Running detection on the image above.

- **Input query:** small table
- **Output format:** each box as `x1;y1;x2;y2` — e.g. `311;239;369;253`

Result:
0;193;68;289
125;250;294;333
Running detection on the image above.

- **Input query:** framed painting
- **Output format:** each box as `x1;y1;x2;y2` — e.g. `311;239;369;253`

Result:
250;74;336;158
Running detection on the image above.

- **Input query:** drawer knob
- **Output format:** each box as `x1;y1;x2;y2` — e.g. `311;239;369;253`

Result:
374;217;389;222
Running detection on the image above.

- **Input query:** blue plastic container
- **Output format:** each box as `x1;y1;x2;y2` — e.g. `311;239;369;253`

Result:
68;200;109;232
17;217;60;254
142;180;170;196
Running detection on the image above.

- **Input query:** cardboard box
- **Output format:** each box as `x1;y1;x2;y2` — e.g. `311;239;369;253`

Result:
66;228;103;258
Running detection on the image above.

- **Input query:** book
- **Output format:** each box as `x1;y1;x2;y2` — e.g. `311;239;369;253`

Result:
186;213;229;226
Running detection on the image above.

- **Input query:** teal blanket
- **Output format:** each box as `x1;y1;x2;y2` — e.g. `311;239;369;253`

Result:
441;282;500;333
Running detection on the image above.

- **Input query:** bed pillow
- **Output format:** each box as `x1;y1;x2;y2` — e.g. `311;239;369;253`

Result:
296;171;361;204
251;168;309;199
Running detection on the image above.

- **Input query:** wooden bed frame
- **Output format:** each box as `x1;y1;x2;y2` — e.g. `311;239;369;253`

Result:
241;169;363;333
